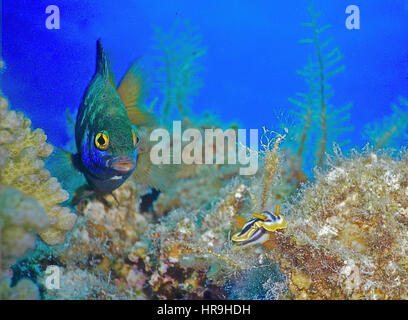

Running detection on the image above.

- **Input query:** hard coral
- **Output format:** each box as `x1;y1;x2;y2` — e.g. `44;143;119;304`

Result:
45;179;150;299
0;186;49;269
0;186;48;299
0;94;76;245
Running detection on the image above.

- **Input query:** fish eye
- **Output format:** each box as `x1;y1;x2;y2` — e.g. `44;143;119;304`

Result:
132;129;140;147
95;131;109;150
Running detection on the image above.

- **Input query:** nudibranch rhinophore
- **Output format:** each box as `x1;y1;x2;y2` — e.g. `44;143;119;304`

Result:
232;204;287;248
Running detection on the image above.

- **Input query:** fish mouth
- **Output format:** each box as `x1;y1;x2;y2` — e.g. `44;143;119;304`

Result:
109;156;136;174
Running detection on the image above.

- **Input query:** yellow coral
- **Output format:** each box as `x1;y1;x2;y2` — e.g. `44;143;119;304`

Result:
0;94;76;245
0;186;49;269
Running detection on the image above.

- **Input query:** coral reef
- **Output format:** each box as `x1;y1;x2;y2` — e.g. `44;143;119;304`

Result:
0;94;77;245
25;126;408;300
263;148;408;299
145;181;254;299
140;128;288;299
3;7;408;301
0;87;77;299
41;179;151;299
0;187;49;270
0;186;47;300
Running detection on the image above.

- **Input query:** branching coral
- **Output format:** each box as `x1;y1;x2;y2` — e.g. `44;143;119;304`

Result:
0;85;78;298
0;94;77;245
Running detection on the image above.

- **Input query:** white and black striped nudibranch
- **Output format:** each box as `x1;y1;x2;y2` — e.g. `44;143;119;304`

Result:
231;204;287;248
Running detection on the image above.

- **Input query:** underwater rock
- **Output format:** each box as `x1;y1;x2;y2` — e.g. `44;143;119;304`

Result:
0;94;76;245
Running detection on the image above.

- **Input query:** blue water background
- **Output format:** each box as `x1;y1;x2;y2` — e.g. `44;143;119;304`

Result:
2;0;408;152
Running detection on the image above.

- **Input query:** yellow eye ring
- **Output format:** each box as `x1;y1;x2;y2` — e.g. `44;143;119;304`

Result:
95;131;109;150
132;129;140;147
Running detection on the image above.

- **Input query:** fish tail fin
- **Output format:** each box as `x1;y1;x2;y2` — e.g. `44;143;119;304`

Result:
117;60;157;127
45;147;87;199
96;39;116;87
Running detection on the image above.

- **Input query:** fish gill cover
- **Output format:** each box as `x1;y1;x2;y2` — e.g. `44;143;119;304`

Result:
0;0;408;300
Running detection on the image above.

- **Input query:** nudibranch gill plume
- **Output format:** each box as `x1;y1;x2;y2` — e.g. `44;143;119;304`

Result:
232;204;287;248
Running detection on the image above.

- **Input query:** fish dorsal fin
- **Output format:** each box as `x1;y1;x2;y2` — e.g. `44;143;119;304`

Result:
96;39;116;87
117;61;156;127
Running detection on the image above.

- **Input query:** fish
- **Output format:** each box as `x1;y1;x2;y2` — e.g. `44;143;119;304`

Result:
46;40;165;201
231;204;287;248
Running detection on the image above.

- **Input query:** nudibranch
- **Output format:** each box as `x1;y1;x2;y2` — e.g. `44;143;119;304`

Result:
232;204;287;248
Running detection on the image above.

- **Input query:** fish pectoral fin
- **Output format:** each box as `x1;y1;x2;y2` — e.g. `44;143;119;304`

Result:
72;186;94;205
131;128;177;191
117;60;157;127
45;147;87;199
131;150;176;191
133;127;150;154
